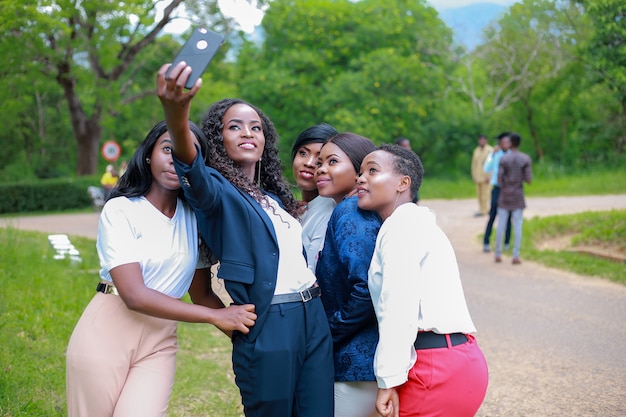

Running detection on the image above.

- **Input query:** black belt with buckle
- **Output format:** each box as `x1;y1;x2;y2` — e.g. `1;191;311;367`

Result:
270;286;321;305
414;332;468;350
96;281;119;295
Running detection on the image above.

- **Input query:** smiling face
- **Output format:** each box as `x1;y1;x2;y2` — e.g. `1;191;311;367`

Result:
221;103;265;176
315;142;358;204
357;150;410;220
293;142;324;195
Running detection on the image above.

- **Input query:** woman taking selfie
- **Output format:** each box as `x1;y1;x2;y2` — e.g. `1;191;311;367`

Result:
156;62;333;417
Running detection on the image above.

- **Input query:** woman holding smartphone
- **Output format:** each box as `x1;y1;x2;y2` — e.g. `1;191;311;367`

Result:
156;62;334;417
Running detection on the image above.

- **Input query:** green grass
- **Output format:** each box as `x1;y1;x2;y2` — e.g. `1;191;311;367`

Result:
0;227;243;417
419;166;626;200
523;210;626;285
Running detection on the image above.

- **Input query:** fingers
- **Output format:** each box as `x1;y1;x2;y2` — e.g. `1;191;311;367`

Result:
157;61;201;99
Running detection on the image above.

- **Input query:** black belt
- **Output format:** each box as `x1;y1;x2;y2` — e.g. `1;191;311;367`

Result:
414;332;467;350
96;281;118;295
270;286;321;305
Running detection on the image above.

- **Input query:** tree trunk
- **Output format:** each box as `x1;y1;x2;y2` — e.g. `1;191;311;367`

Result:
57;63;102;176
521;96;544;160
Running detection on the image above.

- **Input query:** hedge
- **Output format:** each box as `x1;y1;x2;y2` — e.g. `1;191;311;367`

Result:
0;177;97;214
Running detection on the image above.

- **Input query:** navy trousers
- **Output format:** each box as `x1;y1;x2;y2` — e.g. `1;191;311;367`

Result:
232;296;334;417
483;186;511;246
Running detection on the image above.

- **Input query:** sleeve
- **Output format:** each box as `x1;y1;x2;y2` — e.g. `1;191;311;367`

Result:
173;145;225;217
372;215;423;388
483;151;494;173
327;204;380;345
523;156;533;183
97;200;140;275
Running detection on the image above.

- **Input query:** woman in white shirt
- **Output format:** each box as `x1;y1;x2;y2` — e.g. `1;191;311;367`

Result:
66;121;257;417
356;144;488;417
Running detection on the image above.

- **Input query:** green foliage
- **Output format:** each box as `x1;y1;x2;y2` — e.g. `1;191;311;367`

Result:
0;178;95;214
236;0;456;173
524;210;626;284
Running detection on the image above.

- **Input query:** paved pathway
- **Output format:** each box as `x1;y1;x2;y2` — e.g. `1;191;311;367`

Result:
3;194;626;416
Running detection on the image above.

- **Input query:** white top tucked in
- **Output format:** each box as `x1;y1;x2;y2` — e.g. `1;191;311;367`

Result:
262;198;317;295
97;196;208;299
368;203;477;389
300;195;336;272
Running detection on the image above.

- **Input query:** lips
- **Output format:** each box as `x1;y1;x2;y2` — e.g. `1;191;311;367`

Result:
316;178;330;187
239;142;256;149
299;170;314;180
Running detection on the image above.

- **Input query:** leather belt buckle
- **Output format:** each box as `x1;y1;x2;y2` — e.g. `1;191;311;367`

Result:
300;288;314;302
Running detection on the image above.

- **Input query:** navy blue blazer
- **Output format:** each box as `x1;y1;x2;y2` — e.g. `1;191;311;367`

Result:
174;150;280;342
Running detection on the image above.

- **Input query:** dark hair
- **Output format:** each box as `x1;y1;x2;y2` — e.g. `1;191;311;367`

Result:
496;131;511;141
108;120;208;201
508;133;521;147
377;143;424;204
290;123;338;161
200;98;299;217
323;132;377;175
395;137;409;145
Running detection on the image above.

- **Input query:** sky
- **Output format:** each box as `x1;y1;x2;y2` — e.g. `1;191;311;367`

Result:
161;0;520;35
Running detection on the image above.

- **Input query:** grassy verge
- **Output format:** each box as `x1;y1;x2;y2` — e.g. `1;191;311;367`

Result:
0;227;242;417
523;210;626;285
419;166;626;200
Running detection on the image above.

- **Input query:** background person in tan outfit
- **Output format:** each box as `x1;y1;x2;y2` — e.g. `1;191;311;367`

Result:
471;135;493;216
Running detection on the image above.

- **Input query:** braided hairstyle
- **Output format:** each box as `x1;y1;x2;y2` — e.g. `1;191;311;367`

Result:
200;98;299;217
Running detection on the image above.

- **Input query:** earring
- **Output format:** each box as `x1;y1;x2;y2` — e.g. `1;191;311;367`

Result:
146;158;151;164
256;158;262;187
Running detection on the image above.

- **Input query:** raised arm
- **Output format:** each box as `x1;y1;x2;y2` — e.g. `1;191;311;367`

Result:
156;62;200;165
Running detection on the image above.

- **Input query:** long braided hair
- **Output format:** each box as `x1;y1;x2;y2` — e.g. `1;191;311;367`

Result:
200;98;300;217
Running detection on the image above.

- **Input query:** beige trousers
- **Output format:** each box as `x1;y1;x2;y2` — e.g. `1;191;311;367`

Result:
476;182;492;215
66;293;178;417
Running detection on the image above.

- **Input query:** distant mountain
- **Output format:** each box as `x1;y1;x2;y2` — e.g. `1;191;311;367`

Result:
436;3;507;51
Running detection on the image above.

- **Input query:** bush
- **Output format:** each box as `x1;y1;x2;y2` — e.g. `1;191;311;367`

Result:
0;177;96;214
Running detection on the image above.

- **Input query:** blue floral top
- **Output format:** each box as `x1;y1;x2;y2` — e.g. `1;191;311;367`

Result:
315;196;382;381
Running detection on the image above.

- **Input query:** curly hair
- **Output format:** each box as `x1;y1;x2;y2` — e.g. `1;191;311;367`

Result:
199;98;299;217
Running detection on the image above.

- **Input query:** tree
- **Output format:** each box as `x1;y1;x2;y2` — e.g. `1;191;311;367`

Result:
0;0;248;175
576;0;626;155
235;0;458;174
450;0;585;160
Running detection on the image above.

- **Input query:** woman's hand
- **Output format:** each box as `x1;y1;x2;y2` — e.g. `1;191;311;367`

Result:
376;387;399;417
212;304;257;335
156;62;200;164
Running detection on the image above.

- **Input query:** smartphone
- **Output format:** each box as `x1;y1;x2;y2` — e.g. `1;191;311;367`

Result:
166;28;225;89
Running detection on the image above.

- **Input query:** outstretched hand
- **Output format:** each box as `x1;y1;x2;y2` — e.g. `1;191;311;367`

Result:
156;62;201;164
214;303;257;335
376;388;399;417
156;62;200;124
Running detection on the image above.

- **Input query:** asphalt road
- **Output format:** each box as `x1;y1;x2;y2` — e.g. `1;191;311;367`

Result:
3;194;626;416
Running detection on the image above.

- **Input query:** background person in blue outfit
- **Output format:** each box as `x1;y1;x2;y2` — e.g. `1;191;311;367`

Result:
315;133;381;417
157;62;334;417
482;132;512;253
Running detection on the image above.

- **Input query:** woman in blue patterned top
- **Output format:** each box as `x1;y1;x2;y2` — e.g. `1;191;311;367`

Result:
315;132;381;417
